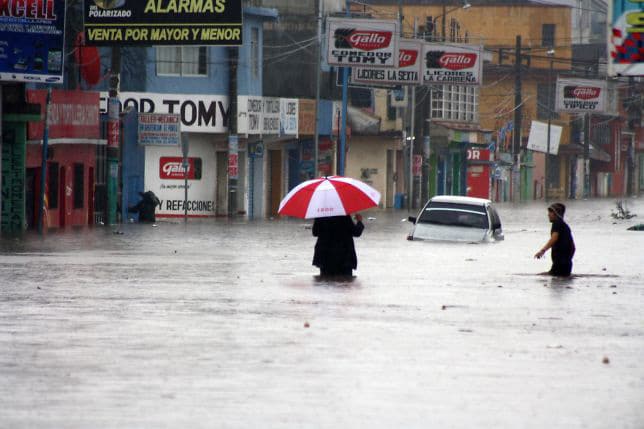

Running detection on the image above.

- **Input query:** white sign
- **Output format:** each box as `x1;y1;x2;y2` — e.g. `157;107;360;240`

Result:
607;0;644;77
526;120;562;155
138;113;181;146
422;43;483;86
100;92;229;133
327;17;399;68
237;96;263;135
263;97;280;135
145;141;217;217
280;98;298;136
353;39;423;86
555;78;607;113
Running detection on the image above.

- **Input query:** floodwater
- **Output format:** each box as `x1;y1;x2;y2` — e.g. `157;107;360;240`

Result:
1;198;643;428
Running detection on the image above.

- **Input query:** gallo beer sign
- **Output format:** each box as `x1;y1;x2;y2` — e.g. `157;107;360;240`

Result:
327;18;399;68
423;44;482;86
555;78;607;113
353;39;423;85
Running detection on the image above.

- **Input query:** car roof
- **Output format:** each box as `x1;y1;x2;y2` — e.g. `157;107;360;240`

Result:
428;195;492;206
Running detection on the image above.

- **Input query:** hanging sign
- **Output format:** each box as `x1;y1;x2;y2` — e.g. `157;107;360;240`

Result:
327;17;399;68
353;39;423;86
555;78;607;113
422;43;483;86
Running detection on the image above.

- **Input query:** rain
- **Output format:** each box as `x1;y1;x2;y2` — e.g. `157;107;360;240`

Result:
1;198;643;428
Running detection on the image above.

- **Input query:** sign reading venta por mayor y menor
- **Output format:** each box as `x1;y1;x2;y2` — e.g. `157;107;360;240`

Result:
83;0;242;46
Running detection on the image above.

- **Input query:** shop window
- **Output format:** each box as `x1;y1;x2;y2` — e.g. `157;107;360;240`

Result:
47;162;59;209
73;163;84;209
156;46;208;76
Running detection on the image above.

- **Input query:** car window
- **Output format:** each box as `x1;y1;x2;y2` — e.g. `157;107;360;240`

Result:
418;207;489;229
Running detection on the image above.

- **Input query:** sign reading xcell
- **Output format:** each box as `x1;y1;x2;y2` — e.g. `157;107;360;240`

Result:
83;0;242;46
327;18;399;68
422;43;482;86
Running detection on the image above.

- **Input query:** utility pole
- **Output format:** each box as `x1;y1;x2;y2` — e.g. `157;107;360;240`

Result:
583;112;590;198
38;86;52;234
228;45;239;215
106;47;121;225
512;35;522;203
339;0;350;176
314;0;323;178
545;53;554;201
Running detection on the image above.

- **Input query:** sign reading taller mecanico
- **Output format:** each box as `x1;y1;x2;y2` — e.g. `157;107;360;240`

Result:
83;0;242;46
326;18;399;68
422;44;483;86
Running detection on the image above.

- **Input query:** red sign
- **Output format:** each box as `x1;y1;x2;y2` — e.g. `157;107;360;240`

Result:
399;49;417;68
467;148;490;161
107;120;119;148
413;154;423;177
27;90;100;140
159;157;201;180
572;87;601;100
228;153;239;178
343;30;392;51
439;53;477;70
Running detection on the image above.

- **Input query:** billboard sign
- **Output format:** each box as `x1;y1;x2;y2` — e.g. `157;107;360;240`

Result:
353;39;423;86
0;0;66;83
83;0;242;46
422;43;483;86
608;0;644;76
555;78;608;113
327;18;399;68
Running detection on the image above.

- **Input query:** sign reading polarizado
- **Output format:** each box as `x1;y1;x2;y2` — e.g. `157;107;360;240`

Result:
83;0;242;46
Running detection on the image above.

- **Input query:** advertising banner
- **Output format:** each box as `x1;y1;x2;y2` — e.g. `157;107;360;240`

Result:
83;0;242;46
145;142;216;217
238;96;299;136
608;0;644;76
353;39;423;86
263;97;280;135
526;120;562;155
138;113;181;146
327;17;399;68
100;92;229;133
0;0;66;83
27;90;100;139
422;43;483;86
555;78;607;113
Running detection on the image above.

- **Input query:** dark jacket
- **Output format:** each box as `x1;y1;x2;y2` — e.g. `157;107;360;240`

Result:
312;215;364;275
128;191;160;223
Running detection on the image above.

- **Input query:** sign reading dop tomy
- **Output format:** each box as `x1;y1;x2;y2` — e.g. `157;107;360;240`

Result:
83;0;242;46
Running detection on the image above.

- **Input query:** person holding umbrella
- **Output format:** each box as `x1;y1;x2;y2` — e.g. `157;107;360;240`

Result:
277;176;380;278
312;213;364;277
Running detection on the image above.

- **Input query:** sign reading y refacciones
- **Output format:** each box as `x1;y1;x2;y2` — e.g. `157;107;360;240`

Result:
0;0;66;83
84;0;242;46
327;18;399;68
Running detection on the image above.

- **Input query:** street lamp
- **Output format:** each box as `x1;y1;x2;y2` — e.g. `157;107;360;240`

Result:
545;48;555;201
436;1;471;41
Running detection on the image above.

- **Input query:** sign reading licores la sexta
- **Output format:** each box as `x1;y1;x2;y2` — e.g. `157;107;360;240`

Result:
327;17;399;68
422;43;483;86
83;0;242;46
353;39;423;86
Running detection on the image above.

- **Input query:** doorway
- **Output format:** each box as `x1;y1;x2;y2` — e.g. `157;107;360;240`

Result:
59;167;66;228
216;151;228;216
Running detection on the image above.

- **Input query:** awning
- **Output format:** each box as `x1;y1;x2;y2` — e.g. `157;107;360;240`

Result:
558;143;611;162
347;106;381;135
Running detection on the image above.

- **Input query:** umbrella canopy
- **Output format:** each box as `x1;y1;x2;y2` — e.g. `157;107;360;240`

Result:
278;176;381;219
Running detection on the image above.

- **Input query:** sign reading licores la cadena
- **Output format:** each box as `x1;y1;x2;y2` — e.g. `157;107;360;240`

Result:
327;17;399;68
422;44;482;86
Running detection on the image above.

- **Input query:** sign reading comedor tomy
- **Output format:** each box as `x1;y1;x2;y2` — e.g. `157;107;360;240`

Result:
83;0;242;46
327;17;399;68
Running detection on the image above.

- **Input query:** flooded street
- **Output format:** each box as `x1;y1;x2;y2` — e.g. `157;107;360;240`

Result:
1;198;643;428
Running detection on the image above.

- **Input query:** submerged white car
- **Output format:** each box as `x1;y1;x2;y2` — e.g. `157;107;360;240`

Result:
407;195;504;242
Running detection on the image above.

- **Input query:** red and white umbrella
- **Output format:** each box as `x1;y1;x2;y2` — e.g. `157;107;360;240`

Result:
278;176;381;219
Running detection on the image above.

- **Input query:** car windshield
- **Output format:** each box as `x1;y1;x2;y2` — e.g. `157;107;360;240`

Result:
418;203;489;229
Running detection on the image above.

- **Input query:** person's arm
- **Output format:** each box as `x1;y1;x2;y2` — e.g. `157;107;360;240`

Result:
535;231;559;259
352;214;364;237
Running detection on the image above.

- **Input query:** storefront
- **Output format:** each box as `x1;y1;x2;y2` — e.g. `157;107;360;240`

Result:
25;90;103;230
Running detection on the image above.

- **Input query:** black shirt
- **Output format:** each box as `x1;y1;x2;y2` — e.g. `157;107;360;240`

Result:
551;218;575;262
